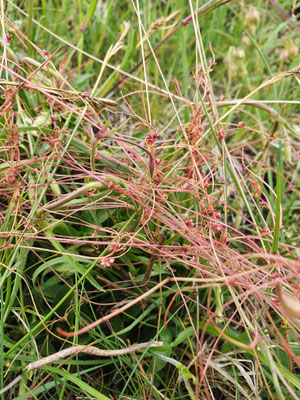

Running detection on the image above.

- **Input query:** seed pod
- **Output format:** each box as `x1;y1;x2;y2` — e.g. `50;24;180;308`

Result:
50;182;61;196
234;48;246;60
245;6;260;34
283;141;292;164
245;6;260;26
280;50;289;62
287;39;299;58
276;283;300;319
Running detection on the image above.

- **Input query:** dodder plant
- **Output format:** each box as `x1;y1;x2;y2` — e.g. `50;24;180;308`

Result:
0;1;299;399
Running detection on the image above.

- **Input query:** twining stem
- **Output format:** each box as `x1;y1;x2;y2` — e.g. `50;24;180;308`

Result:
142;231;167;287
4;211;138;359
56;263;274;338
56;277;172;337
36;180;126;217
90;118;129;179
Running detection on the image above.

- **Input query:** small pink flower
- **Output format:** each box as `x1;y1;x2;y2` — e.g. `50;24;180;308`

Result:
42;49;50;57
271;273;280;279
214;211;222;219
109;242;120;253
107;181;115;189
97;128;107;139
227;279;236;287
6;33;12;42
212;222;222;232
217;128;226;138
182;182;192;190
101;257;114;268
144;130;158;146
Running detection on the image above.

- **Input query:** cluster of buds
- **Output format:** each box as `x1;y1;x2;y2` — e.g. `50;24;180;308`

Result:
106;181;115;189
212;221;223;232
181;182;193;190
144;129;158;147
225;46;247;79
214;210;222;219
109;242;120;253
261;226;270;235
185;219;194;228
248;178;261;197
152;169;162;185
42;49;51;58
202;207;224;232
100;257;115;268
245;6;260;35
97;127;107;140
4;170;17;186
216;127;226;139
202;206;222;219
280;39;298;62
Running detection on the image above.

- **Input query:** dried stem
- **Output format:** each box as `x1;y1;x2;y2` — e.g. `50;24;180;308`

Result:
27;341;163;371
268;0;300;30
276;282;300;319
56;264;274;338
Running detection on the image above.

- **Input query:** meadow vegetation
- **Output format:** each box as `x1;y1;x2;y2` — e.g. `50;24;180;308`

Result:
0;0;299;399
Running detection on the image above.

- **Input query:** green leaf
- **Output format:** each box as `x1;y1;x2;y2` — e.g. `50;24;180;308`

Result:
71;73;94;90
172;327;194;347
32;255;105;292
43;366;111;400
82;0;98;28
147;327;173;373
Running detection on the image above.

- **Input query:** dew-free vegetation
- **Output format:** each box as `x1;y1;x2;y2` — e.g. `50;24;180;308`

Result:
0;0;300;399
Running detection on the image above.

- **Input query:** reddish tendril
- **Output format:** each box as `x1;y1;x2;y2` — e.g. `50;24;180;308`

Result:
56;277;172;337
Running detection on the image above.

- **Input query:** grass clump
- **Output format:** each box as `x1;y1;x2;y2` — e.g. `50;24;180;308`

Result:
0;1;299;399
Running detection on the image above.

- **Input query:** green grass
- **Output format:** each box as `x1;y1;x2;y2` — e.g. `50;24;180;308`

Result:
0;0;300;399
